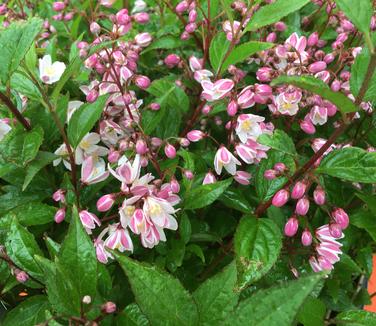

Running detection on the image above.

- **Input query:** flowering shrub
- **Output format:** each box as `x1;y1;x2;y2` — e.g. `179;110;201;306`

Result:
0;0;376;324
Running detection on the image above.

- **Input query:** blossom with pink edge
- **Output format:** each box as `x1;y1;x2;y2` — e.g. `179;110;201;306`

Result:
81;156;109;185
234;171;251;185
79;210;101;233
235;114;265;143
108;154;141;190
194;69;214;83
214;146;241;175
189;56;203;72
39;55;66;84
104;223;134;252
201;79;234;101
203;171;217;185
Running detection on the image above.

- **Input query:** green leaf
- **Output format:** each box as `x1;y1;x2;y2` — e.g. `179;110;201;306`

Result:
184;178;232;210
225;273;324;326
58;206;97;301
0;202;56;231
23;151;57;190
258;129;297;156
114;253;199;326
221;41;274;73
68;94;109;147
350;46;376;102
315;147;376;183
351;209;376;242
0;18;43;84
255;150;296;201
179;213;192;244
219;188;253;213
10;72;42;101
5;219;44;281
2;295;50;326
244;0;310;32
234;216;282;290
335;310;376;326
116;303;150;326
296;297;326;326
209;33;230;72
334;0;372;35
193;261;238;325
271;75;359;114
0;126;44;167
143;35;184;53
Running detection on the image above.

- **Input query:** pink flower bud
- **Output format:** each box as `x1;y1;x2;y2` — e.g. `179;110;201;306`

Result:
185;22;197;33
86;89;99;103
170;178;180;193
203;171;216;184
52;189;65;202
307;32;319;47
77;41;89;49
102;302;117;314
189;56;203;71
176;0;189;13
274;21;286;31
108;150;120;163
332;208;349;229
52;1;66;11
180;138;190;147
90;22;101;34
313;186;326;205
135;75;150;89
291;181;307;199
273;162;286;172
272;189;289;207
181;31;190;40
256;67;273;82
295;197;310;216
308;61;327;73
151;137;162;147
187;130;205;142
300;119;316;134
323;53;335;64
301;229;312;246
227;100;238;116
164;54;181;68
0;4;7;15
329;223;342;238
184;170;194;180
164;143;176;159
54;208;66;224
284;217;299;237
189;9;197;22
331;80;341;92
15;270;29;283
264;169;277;180
234;171;251;185
201;104;212;115
135;33;152;47
266;32;277;43
133;12;150;24
150;102;160;111
116;9;130;25
64;13;73;21
136;139;148;155
97;194;115;212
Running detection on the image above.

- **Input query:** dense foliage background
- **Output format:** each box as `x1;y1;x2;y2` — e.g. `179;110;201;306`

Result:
0;0;376;325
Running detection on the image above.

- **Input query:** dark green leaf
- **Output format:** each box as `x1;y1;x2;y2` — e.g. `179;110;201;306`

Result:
144;35;184;52
234;216;282;290
193;261;238;325
221;41;274;73
296;297;326;326
244;0;310;32
116;303;150;326
209;33;230;72
335;310;376;326
220;188;253;213
315;147;376;183
114;253;199;326
68;94;109;147
184;178;233;210
258;129;297;156
271;75;359;113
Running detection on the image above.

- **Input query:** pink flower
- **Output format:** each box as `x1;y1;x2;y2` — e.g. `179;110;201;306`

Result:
81;156;109;185
234;171;251;185
54;208;66;223
143;196;178;231
95;239;112;264
201;79;234;101
194;69;213;83
203;171;217;185
214;146;241;175
189;56;203;72
272;189;289;207
187;130;205;142
108;154;141;189
332;208;349;229
104;224;133;252
52;189;65;203
284;217;299;237
97;194;116;212
237;86;255;108
235;114;265;143
309;106;328;125
164;143;176;159
291;181;307;199
135;33;152;47
295;197;310;216
313;186;326;205
164;54;181;68
79;210;101;232
141;223;166;248
301;229;312;246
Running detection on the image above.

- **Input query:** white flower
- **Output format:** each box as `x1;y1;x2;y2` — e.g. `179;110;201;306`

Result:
132;0;147;13
75;133;108;165
53;143;72;170
39;55;66;84
143;196;178;231
214;146;241;175
235;114;265;143
0;119;11;141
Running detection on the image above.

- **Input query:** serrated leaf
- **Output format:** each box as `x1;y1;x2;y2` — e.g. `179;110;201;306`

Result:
271;75;359;113
68;94;108;147
193;261;238;325
221;41;274;73
315;147;376;183
114;253;199;326
234;216;282;290
219;188;253;213
296;297;326;326
225;273;324;325
244;0;310;32
258;129;297;156
5;219;44;281
335;310;376;326
116;303;150;326
209;33;230;72
0;18;43;84
58;206;97;301
143;35;184;53
2;295;50;326
334;0;372;35
184;178;232;210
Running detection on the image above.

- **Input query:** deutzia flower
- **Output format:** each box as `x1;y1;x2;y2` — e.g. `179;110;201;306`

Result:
0;119;11;141
67;101;84;122
81;156;109;185
214;146;241;175
75;133;108;164
235;114;265;143
39;55;66;84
